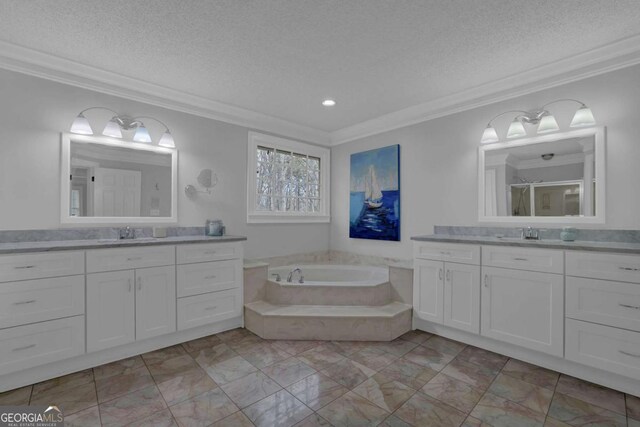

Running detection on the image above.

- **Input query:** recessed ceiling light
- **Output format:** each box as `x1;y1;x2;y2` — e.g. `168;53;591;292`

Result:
322;99;336;107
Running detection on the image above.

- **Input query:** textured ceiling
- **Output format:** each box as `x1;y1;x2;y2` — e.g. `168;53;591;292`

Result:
1;0;640;133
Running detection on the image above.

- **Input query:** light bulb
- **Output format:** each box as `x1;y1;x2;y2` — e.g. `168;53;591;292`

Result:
537;114;560;134
158;130;175;148
570;105;595;127
480;125;499;144
102;118;123;138
133;125;152;143
70;113;93;135
506;119;526;139
322;99;336;107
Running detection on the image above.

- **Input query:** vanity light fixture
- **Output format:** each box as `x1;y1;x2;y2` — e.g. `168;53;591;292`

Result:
480;99;595;144
322;99;336;107
70;107;176;148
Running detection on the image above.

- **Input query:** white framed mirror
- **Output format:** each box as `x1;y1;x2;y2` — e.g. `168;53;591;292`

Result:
478;126;605;224
60;133;178;224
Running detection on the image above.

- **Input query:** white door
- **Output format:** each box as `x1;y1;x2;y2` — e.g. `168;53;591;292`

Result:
87;270;135;352
481;267;564;356
413;259;444;324
93;167;142;217
444;262;480;333
135;266;176;341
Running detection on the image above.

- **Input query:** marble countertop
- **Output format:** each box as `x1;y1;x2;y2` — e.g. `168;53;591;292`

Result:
411;234;640;254
0;235;247;254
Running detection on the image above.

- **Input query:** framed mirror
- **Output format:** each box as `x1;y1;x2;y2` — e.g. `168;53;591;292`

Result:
61;133;178;224
478;127;605;223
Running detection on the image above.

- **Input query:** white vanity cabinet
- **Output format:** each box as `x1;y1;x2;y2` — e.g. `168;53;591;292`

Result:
413;242;480;333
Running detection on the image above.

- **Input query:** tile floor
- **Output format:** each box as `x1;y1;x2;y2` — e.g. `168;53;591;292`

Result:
1;328;638;427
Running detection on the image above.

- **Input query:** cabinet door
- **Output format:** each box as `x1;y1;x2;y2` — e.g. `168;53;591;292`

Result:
481;267;563;357
87;270;135;352
413;259;444;323
135;266;176;341
444;262;480;333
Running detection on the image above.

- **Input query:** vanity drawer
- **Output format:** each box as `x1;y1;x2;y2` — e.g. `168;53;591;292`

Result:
413;242;480;265
177;288;242;330
565;318;640;380
177;259;242;298
566;251;640;283
566;276;640;332
177;242;243;264
0;276;85;329
482;246;564;274
0;316;85;376
86;246;175;273
0;251;84;283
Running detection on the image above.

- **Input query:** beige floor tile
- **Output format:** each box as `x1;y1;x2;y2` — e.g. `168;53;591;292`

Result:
128;408;178;427
440;357;499;390
349;347;398;371
0;386;32;405
63;405;101;427
271;340;322;355
378;357;438;389
456;346;509;372
169;388;238;427
95;365;155;403
628;394;640;420
421;335;467;356
421;372;483;413
32;369;94;396
243;389;312;427
141;345;187;365
210;411;255;427
156;367;218;406
488;373;554;414
352;373;416;412
203;355;257;385
395;391;466;427
261;357;316;387
470;392;546;427
220;371;282;408
147;354;200;383
501;359;559;390
547;392;627;427
398;330;432;344
297;344;346;370
294;413;333;426
317;391;389;427
555;374;626;414
99;386;166;427
403;344;455;371
181;334;223;354
93;356;146;380
30;380;98;415
320;358;376;388
286;373;348;411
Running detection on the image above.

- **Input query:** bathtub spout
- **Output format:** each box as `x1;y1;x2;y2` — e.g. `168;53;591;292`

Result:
287;268;303;283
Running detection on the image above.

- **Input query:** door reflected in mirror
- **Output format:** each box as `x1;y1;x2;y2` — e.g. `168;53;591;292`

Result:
479;127;605;223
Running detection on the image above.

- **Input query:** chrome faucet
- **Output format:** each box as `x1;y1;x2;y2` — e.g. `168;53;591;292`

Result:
119;226;135;240
520;227;540;240
287;268;303;283
271;273;281;282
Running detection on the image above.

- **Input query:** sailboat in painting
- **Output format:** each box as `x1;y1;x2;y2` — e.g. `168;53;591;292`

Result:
364;165;383;208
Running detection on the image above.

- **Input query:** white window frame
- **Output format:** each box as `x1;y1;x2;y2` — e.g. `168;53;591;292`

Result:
247;131;330;223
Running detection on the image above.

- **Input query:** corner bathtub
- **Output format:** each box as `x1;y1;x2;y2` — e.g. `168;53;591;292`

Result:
268;264;389;286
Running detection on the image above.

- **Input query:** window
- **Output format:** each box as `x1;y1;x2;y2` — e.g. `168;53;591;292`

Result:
247;132;330;223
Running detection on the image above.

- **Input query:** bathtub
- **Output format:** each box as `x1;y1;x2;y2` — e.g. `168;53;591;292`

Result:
268;264;389;286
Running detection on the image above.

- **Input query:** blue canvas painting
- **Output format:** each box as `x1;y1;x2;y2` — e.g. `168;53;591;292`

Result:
349;145;400;241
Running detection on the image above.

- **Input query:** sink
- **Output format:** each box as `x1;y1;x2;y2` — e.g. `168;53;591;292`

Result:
97;237;156;243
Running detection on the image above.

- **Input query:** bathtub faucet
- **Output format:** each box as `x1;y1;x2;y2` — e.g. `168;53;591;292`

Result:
287;268;303;283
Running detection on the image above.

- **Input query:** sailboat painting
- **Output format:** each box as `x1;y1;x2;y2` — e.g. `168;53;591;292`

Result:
349;145;400;241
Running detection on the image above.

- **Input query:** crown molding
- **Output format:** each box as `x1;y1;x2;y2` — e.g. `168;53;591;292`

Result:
330;34;640;146
0;41;331;146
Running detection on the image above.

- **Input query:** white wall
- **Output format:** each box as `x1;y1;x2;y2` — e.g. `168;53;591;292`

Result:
0;69;329;259
330;64;640;261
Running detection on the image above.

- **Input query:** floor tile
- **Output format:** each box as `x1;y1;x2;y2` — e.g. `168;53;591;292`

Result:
181;334;222;354
349;347;398;371
243;389;313;427
147;354;200;383
216;327;253;342
204;355;257;385
95;365;155;403
193;343;237;368
30;380;97;415
63;405;101;427
221;370;282;408
297;344;346;371
352;373;416;412
320;358;376;388
543;417;572;427
456;346;509;372
461;415;491;427
210;411;255;427
470;392;546;427
398;330;432;344
488;373;553;414
370;339;418;357
329;340;375;356
32;369;94;395
421;372;483;413
261;357;316;387
227;335;266;353
379;415;412;427
294;413;333;427
99;385;166;427
241;343;292;368
0;386;32;405
394;391;466;427
169;387;238;427
501;358;559;390
156;366;218;406
272;340;322;355
286;373;348;411
422;335;467;356
378;357;438;389
142;345;187;365
629;418;640;427
93;355;146;380
440;357;499;390
547;392;627;427
628;394;640;420
317;391;390;427
403;344;455;371
555;374;626;414
128;408;178;427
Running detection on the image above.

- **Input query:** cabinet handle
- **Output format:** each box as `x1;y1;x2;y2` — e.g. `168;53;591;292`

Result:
484;274;489;288
618;266;640;272
127;256;143;261
619;303;640;310
128;278;132;292
438;268;443;281
619;350;640;358
204;306;218;311
14;265;36;269
12;344;36;352
205;275;217;280
513;257;528;261
14;300;36;305
446;270;451;282
137;277;142;291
